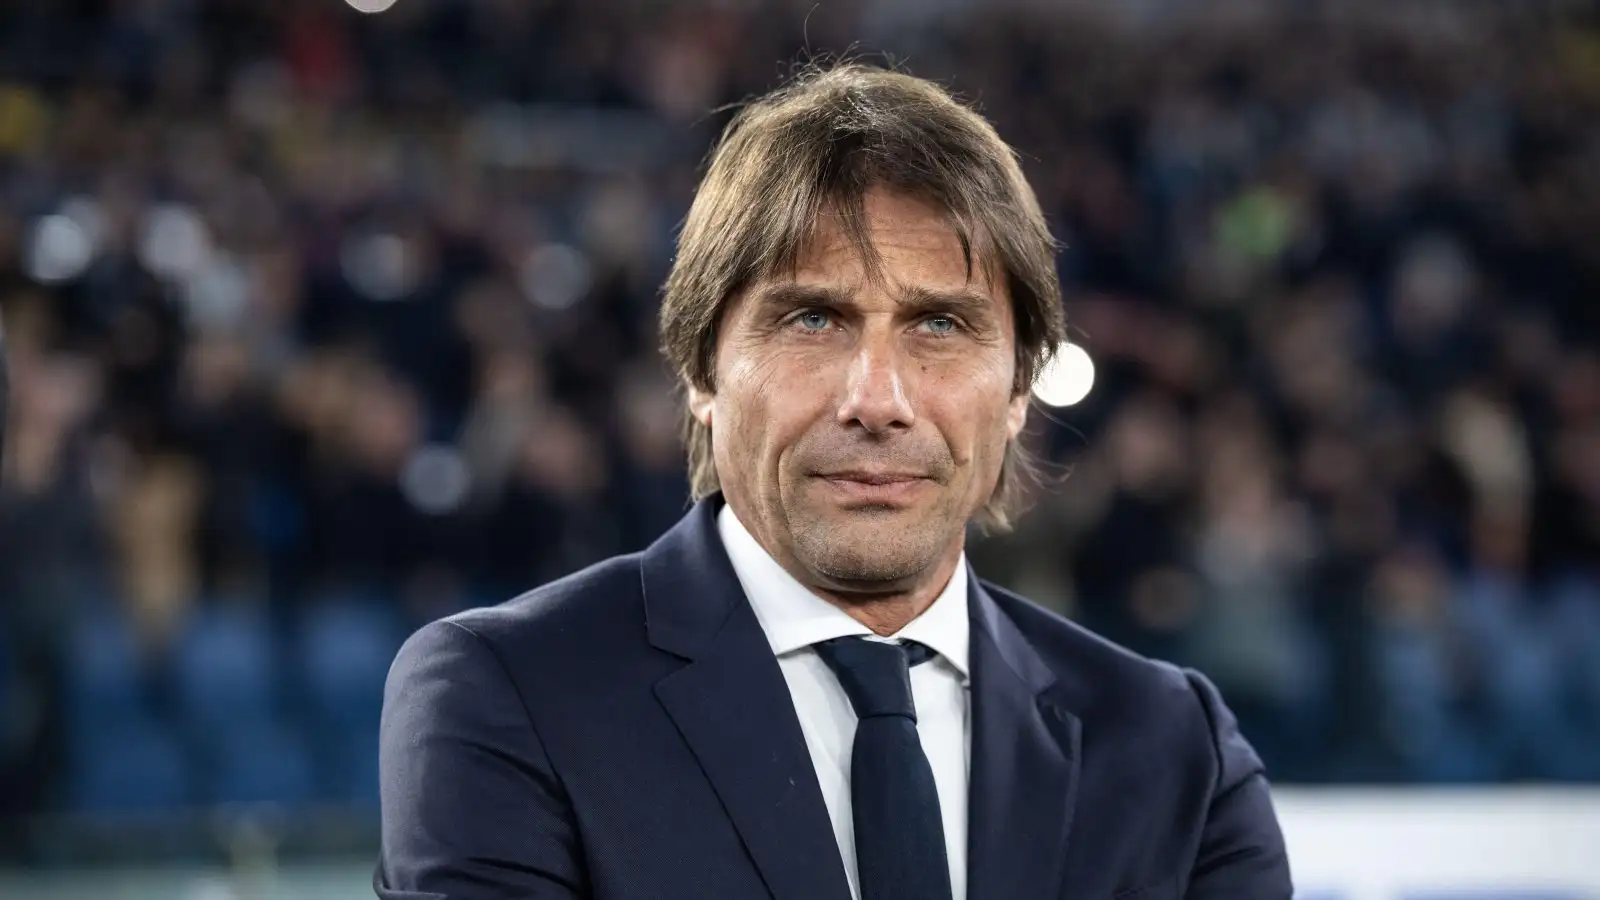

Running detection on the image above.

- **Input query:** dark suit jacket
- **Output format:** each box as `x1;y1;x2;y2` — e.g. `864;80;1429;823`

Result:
376;497;1292;899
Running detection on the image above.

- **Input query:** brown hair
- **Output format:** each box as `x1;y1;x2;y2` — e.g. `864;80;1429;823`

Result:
658;62;1067;531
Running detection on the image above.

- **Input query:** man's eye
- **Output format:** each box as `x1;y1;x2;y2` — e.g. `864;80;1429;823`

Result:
922;315;959;335
793;311;832;331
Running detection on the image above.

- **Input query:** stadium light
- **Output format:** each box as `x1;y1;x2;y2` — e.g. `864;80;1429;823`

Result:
1032;342;1095;407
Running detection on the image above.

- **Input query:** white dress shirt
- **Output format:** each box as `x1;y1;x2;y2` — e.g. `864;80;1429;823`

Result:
717;505;971;900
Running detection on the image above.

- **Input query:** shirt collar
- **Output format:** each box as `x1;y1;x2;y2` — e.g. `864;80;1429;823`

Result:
717;503;970;680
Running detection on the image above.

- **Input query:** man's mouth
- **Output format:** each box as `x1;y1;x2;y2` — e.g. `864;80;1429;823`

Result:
818;470;929;485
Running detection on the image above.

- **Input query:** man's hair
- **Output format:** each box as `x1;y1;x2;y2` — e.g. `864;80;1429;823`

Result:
658;63;1067;531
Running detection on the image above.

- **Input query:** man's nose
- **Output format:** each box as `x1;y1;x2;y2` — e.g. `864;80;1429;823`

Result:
836;337;916;434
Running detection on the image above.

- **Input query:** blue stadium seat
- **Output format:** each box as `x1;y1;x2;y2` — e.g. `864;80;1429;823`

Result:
295;600;402;728
206;717;317;807
171;606;278;730
293;600;399;805
1550;578;1600;721
60;608;149;730
65;715;192;813
320;726;381;808
0;621;14;757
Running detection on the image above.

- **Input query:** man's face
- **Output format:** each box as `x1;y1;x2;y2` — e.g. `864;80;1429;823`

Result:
691;188;1028;590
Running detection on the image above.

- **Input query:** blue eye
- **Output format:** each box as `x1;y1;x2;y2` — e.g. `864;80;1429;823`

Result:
795;311;831;331
923;315;958;334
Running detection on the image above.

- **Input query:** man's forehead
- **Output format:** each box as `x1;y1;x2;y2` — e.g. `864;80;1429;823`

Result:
785;216;1006;300
802;193;972;253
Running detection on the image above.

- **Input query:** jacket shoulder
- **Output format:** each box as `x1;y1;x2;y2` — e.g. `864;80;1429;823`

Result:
979;579;1214;725
429;552;647;665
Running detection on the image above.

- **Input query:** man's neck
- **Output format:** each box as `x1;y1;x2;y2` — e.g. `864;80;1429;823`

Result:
775;536;965;637
813;573;957;636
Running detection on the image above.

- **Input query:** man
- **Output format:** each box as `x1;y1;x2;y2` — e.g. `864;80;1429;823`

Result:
377;64;1292;900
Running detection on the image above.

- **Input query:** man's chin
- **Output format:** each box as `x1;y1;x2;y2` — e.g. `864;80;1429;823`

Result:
790;513;948;586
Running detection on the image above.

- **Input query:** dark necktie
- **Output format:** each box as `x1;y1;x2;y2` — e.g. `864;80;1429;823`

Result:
814;637;952;900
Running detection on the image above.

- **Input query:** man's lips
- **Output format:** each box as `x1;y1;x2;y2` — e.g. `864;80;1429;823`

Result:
816;471;931;485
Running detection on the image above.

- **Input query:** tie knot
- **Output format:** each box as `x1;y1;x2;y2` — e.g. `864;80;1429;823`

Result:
814;637;934;721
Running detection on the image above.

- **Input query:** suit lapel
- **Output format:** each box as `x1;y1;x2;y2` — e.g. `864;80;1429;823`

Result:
966;577;1081;900
643;499;852;900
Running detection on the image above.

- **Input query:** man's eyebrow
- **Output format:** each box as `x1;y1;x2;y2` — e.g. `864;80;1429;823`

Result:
900;285;998;319
750;282;998;320
751;282;850;311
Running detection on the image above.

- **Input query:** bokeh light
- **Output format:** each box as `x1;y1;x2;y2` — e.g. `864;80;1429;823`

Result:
520;242;593;311
24;214;94;284
341;232;416;301
400;444;472;515
1032;342;1096;407
139;204;212;281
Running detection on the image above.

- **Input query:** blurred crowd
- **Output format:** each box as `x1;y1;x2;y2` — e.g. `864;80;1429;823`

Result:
2;0;1600;842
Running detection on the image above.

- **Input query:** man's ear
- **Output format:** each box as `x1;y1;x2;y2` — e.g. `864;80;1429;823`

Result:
1006;390;1029;440
688;384;714;427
